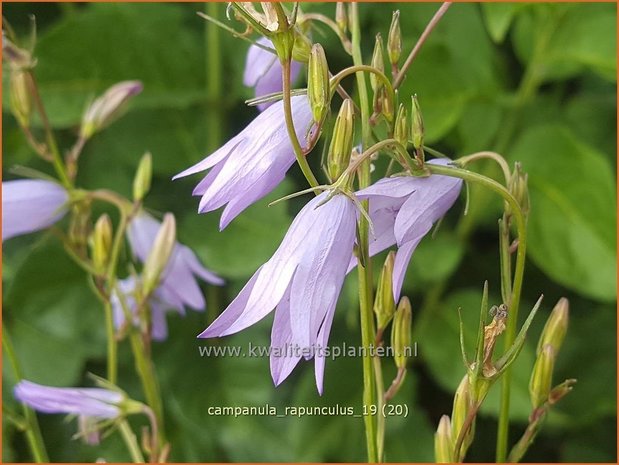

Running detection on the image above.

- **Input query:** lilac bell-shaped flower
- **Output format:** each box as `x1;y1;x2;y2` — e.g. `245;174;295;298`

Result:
243;37;301;111
14;380;125;418
199;192;358;394
354;159;462;300
127;212;224;312
2;179;69;241
174;95;313;230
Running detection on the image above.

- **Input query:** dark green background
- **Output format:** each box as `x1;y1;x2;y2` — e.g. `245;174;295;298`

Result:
2;2;617;462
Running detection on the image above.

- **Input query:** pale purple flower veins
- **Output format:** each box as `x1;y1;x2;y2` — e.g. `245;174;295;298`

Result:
14;380;124;418
127;212;224;314
173;95;313;230
353;158;463;300
2;179;69;241
243;37;301;111
199;192;358;394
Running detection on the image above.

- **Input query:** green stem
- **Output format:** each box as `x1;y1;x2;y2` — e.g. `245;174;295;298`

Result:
103;301;118;385
281;59;320;188
330;65;395;103
118;419;145;463
350;4;378;463
2;327;49;462
427;163;528;463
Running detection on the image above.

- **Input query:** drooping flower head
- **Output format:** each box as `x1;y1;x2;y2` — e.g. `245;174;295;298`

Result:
2;179;69;241
127;212;224;313
199;192;358;393
355;158;463;300
174;95;313;230
243;37;301;111
14;380;125;418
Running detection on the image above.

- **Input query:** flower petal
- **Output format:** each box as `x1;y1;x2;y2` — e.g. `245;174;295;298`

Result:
270;287;303;386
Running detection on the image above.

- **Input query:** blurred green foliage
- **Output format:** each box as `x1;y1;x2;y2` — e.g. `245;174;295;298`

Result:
2;3;616;462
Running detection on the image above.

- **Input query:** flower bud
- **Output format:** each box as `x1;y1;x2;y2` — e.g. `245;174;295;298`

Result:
394;104;408;146
451;375;474;458
537;297;569;356
91;214;113;274
307;44;330;124
373;251;396;331
391;296;412;369
379;88;394;123
133;152;152;202
508;162;530;217
410;94;424;150
370;34;385;93
434;415;453;463
387;11;402;68
142;213;176;296
529;343;555;409
336;3;348;33
291;31;312;63
9;70;32;127
80;81;143;140
327;99;354;181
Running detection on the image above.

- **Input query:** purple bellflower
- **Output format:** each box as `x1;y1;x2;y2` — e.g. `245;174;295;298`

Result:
127;212;224;313
14;380;124;418
354;158;462;300
173;95;313;230
112;275;185;341
243;37;301;111
199;192;358;394
2;179;69;241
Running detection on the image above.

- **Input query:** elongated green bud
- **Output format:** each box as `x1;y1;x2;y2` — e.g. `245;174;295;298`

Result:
434;415;453;463
508;162;530;217
133;152;152;202
335;3;347;33
142;213;176;296
327;99;354;181
388;11;402;68
291;31;312;63
91;214;113;274
529;343;555;409
9;70;32;127
410;94;424;150
537;297;569;355
392;296;412;369
394;104;408;146
370;33;385;93
307;44;330;124
373;251;396;331
451;375;474;459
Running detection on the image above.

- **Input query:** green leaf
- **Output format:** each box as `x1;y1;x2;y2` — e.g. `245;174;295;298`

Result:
481;3;524;43
180;180;294;279
510;125;617;302
407;231;465;287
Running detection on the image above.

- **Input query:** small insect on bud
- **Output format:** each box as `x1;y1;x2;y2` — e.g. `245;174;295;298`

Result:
307;44;330;124
335;3;347;34
142;213;176;297
80;81;143;140
394;104;409;146
91;214;113;274
529;343;556;409
391;296;412;370
133;152;152;202
291;31;312;63
9;70;32;127
410;94;424;150
434;415;454;463
451;375;474;459
370;34;385;93
374;251;396;331
387;11;402;69
327;99;354;181
537;297;569;356
508;162;530;217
